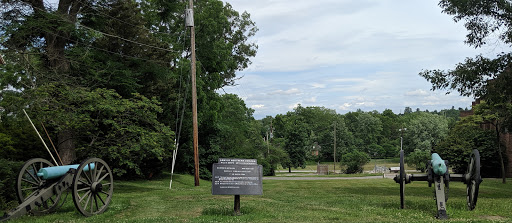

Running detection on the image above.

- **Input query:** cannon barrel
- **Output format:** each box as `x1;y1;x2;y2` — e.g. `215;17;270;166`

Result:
431;153;447;176
37;163;95;180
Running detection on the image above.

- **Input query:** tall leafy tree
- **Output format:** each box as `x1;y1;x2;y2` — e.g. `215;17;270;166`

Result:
403;112;449;154
473;101;510;182
1;0;259;180
419;0;512;182
437;115;506;177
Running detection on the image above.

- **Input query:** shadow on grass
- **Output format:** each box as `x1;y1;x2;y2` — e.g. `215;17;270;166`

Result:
202;205;255;216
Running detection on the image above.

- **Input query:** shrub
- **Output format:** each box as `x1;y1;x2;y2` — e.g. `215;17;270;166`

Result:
405;149;431;172
0;159;23;211
340;150;370;173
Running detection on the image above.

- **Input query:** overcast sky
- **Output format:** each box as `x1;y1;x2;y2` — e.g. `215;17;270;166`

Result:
220;0;509;119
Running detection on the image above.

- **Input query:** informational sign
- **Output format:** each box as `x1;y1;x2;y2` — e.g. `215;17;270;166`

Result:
218;158;257;165
212;158;263;195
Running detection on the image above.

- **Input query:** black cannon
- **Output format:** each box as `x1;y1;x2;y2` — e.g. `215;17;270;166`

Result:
394;149;482;219
1;157;113;221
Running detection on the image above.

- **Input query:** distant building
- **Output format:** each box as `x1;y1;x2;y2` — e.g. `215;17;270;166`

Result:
461;99;512;177
311;142;321;156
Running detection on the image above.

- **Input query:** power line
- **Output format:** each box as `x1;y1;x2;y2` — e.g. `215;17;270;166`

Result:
32;26;173;66
84;4;182;38
77;24;180;53
31;5;182;54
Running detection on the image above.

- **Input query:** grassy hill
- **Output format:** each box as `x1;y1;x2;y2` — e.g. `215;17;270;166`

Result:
2;173;511;222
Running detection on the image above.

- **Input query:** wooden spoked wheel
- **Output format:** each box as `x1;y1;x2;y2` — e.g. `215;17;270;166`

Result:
466;149;481;210
16;158;61;215
399;150;406;209
72;158;113;216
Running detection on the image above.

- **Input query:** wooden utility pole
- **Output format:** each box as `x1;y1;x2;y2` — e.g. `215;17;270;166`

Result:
333;121;336;174
187;0;200;186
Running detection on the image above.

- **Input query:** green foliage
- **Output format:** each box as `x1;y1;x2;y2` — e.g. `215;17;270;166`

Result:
344;111;383;158
194;1;258;87
419;1;512;182
0;133;15;159
72;88;175;179
403;112;449;154
439;0;512;48
0;0;259;180
0;159;23;211
436;116;507;177
405;149;431;172
283;117;308;170
340;150;370;173
263;137;288;176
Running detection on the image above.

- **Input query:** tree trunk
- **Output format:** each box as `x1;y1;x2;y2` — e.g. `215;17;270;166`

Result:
58;130;76;165
30;1;83;165
288;166;291;173
495;125;506;184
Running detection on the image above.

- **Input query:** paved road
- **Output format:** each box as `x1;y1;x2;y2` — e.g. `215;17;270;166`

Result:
263;174;396;180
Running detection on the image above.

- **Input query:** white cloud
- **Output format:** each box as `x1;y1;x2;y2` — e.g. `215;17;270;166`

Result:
422;101;440;106
356;102;376;107
311;83;326;89
220;0;500;119
405;89;429;96
305;97;317;103
339;103;353;110
251;104;265;109
269;88;301;95
289;103;301;109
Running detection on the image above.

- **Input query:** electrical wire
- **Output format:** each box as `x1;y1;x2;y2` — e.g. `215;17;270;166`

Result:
31;5;182;54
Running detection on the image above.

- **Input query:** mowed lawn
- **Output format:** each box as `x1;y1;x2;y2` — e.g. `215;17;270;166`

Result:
277;159;415;173
2;174;511;222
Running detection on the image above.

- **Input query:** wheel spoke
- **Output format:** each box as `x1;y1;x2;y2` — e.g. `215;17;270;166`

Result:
84;192;92;211
98;172;110;183
95;165;105;182
97;193;106;205
83;168;92;184
22;178;39;186
94;194;99;211
21;186;38;191
91;162;97;183
32;163;43;183
25;169;40;183
77;187;90;192
90;193;94;212
79;190;91;203
79;178;91;187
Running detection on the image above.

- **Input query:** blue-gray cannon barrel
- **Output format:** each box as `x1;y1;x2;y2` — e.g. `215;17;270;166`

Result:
431;153;447;176
36;163;95;180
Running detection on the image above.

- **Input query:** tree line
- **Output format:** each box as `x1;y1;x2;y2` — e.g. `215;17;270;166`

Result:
0;0;258;180
1;0;509;183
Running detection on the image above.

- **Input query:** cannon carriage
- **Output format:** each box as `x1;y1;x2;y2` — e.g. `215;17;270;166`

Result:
1;157;113;221
394;149;482;219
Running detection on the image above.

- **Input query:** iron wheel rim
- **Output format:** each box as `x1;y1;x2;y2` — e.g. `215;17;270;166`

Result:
72;157;113;217
16;158;61;215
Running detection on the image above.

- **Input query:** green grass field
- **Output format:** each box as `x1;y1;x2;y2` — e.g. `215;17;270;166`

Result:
2;173;511;223
277;158;414;173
